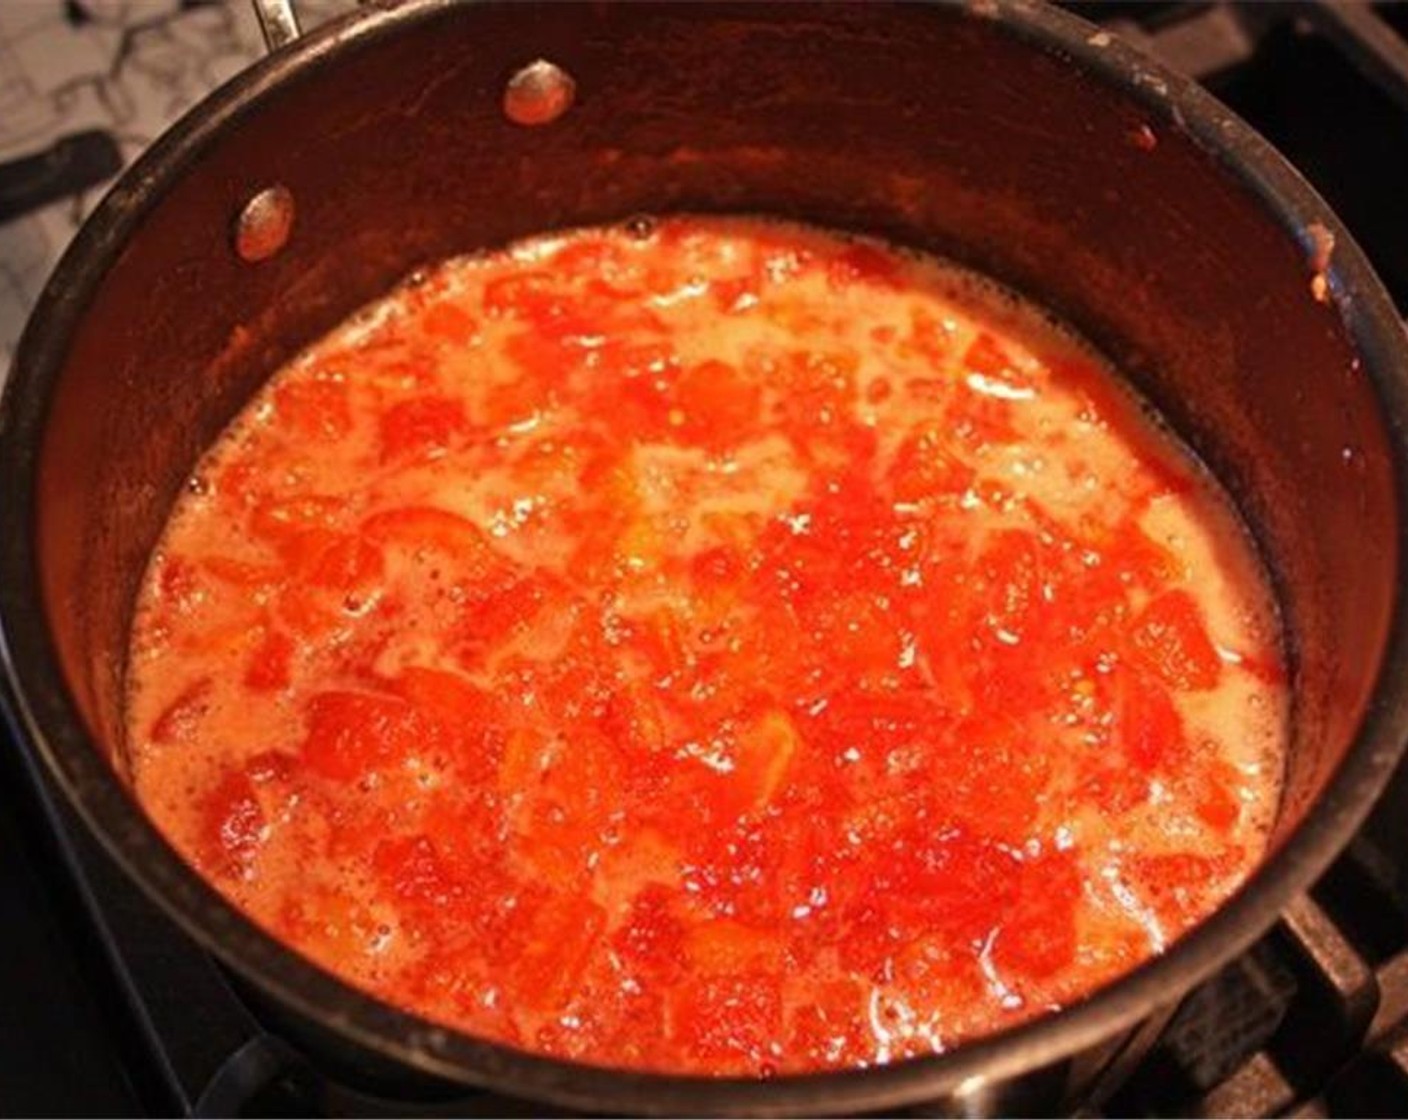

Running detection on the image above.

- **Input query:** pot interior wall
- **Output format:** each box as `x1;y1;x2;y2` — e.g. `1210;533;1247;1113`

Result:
32;1;1394;846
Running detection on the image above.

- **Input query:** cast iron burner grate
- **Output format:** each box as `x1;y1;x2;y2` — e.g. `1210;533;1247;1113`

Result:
3;2;1408;1116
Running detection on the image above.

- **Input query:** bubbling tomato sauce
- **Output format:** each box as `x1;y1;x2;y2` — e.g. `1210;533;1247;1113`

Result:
127;217;1287;1075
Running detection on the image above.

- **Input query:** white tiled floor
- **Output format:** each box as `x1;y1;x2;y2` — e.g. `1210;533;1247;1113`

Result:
0;0;355;374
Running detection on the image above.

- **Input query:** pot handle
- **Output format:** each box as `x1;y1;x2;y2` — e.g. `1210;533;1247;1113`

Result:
250;0;303;53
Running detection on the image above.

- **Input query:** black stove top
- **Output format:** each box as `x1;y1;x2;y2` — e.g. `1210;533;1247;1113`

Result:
5;2;1408;1116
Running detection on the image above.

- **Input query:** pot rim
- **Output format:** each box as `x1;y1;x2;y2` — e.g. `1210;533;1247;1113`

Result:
4;0;1408;1113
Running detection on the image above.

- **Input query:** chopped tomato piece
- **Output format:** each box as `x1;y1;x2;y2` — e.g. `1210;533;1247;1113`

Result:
724;708;802;815
992;849;1080;980
250;494;345;548
308;534;383;592
157;554;201;611
550;237;627;274
674;970;783;1070
456;575;550;654
1194;758;1244;832
1120;674;1185;771
788;978;868;1065
686;919;785;973
1130;589;1222;691
613;885;687;983
889;425;976;503
245;628;295;691
421;302;478;344
601;681;670;758
199;554;283;588
671;360;761;447
505;897;607;1011
199;768;265;878
947;714;1051;842
378;395;468;463
827;242;900;288
373;833;463;910
273;373;352;442
482;271;559;318
882;827;1016;946
362;507;505;584
712;275;760;313
904;308;954;366
392;666;490;720
301;690;427;781
150;677;214;744
980;529;1043;642
964;332;1019;380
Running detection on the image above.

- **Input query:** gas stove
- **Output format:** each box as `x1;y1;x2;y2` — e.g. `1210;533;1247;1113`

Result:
3;2;1408;1116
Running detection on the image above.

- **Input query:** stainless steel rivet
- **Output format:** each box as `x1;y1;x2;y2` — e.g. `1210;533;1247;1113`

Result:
234;184;295;263
503;59;576;127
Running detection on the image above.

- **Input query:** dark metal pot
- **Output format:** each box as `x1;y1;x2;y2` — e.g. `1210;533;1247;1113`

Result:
4;0;1408;1114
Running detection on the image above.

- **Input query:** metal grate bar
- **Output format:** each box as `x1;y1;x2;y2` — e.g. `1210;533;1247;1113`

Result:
1300;0;1408;115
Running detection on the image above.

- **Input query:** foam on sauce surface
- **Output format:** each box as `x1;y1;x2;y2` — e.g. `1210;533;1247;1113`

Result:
127;217;1287;1075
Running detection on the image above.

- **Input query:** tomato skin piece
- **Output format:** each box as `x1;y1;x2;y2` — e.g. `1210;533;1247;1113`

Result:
1130;589;1222;691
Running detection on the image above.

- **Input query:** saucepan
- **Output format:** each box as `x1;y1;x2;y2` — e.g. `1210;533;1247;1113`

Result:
3;0;1408;1114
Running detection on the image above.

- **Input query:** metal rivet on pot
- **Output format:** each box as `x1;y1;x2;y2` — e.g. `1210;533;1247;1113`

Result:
234;184;295;263
503;59;576;126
